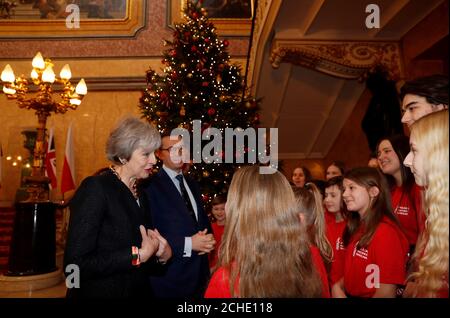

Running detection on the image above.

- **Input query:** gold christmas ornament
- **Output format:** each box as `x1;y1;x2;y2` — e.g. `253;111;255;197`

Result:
203;171;210;177
180;106;186;116
181;63;186;68
187;73;193;78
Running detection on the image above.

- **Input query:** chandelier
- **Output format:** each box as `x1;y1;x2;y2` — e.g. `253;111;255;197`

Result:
1;52;87;201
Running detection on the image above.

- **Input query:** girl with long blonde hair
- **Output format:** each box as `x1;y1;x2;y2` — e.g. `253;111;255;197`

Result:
204;165;328;297
293;183;333;270
403;110;449;298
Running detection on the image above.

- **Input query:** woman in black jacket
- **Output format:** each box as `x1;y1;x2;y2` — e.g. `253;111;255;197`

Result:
64;117;172;298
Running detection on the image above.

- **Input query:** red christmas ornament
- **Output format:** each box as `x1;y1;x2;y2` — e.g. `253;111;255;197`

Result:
184;31;190;38
170;50;177;57
192;12;198;19
202;194;209;203
191;45;197;52
171;71;178;80
160;92;168;101
202;81;209;87
207;108;216;116
223;39;229;47
204;38;210;44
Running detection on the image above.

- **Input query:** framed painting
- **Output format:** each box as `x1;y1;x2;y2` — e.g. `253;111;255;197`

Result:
169;0;254;36
0;0;146;39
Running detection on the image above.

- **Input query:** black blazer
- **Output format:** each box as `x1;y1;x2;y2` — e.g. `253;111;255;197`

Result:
64;170;157;298
144;169;212;298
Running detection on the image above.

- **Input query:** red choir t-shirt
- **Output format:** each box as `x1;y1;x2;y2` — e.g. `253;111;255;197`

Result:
343;216;409;298
209;222;225;269
325;211;346;285
391;184;424;246
204;246;330;298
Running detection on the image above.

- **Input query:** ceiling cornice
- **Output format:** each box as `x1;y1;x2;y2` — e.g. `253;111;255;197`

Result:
270;39;404;80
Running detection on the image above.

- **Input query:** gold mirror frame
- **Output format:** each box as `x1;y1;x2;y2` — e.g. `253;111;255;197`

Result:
0;0;146;39
169;0;254;37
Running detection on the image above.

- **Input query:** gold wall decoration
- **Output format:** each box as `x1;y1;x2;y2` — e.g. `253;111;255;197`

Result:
169;0;254;36
0;0;146;39
270;40;404;81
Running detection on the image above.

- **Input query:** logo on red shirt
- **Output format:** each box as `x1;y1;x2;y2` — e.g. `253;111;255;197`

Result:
353;243;369;260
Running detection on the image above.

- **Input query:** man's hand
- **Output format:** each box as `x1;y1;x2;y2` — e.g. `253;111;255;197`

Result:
192;228;216;255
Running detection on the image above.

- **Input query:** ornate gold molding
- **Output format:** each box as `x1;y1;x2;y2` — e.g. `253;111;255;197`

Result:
270;40;404;80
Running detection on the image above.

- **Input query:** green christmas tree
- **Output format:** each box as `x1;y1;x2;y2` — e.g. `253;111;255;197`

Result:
139;0;260;206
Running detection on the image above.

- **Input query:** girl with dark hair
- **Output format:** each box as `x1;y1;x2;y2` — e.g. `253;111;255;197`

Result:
208;194;227;271
331;167;409;298
377;134;424;252
291;166;312;188
323;176;346;286
326;161;345;180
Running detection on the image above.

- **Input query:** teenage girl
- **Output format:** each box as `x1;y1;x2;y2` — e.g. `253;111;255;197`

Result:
205;166;329;297
293;183;333;272
291;166;312;188
403;110;449;298
377;135;424;252
323;176;346;286
331;167;409;298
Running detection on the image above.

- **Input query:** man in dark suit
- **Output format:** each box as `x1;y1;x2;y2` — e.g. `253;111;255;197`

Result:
144;135;215;298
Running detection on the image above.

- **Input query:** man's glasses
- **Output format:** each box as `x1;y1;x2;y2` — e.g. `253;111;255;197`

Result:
160;146;183;153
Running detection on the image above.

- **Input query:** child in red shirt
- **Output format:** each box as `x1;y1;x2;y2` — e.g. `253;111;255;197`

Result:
323;176;346;286
403;110;449;298
331;167;409;298
208;194;227;271
377;135;424;249
204;166;328;298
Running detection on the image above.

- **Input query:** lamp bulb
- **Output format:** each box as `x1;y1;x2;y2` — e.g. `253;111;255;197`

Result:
42;65;55;83
32;52;45;69
60;64;72;81
75;78;87;95
1;64;15;83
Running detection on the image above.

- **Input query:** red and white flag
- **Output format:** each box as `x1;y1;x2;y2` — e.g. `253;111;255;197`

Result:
61;123;76;195
45;127;57;189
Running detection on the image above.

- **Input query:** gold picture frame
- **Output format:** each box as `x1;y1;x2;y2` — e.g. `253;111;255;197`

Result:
169;0;254;37
0;0;146;39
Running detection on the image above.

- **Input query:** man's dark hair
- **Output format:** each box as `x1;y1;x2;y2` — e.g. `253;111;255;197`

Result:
400;75;449;106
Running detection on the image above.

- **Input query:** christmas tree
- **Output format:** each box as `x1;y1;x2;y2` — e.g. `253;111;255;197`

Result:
139;0;260;206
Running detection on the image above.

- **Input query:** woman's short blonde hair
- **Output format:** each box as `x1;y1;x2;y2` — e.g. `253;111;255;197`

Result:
106;116;161;164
